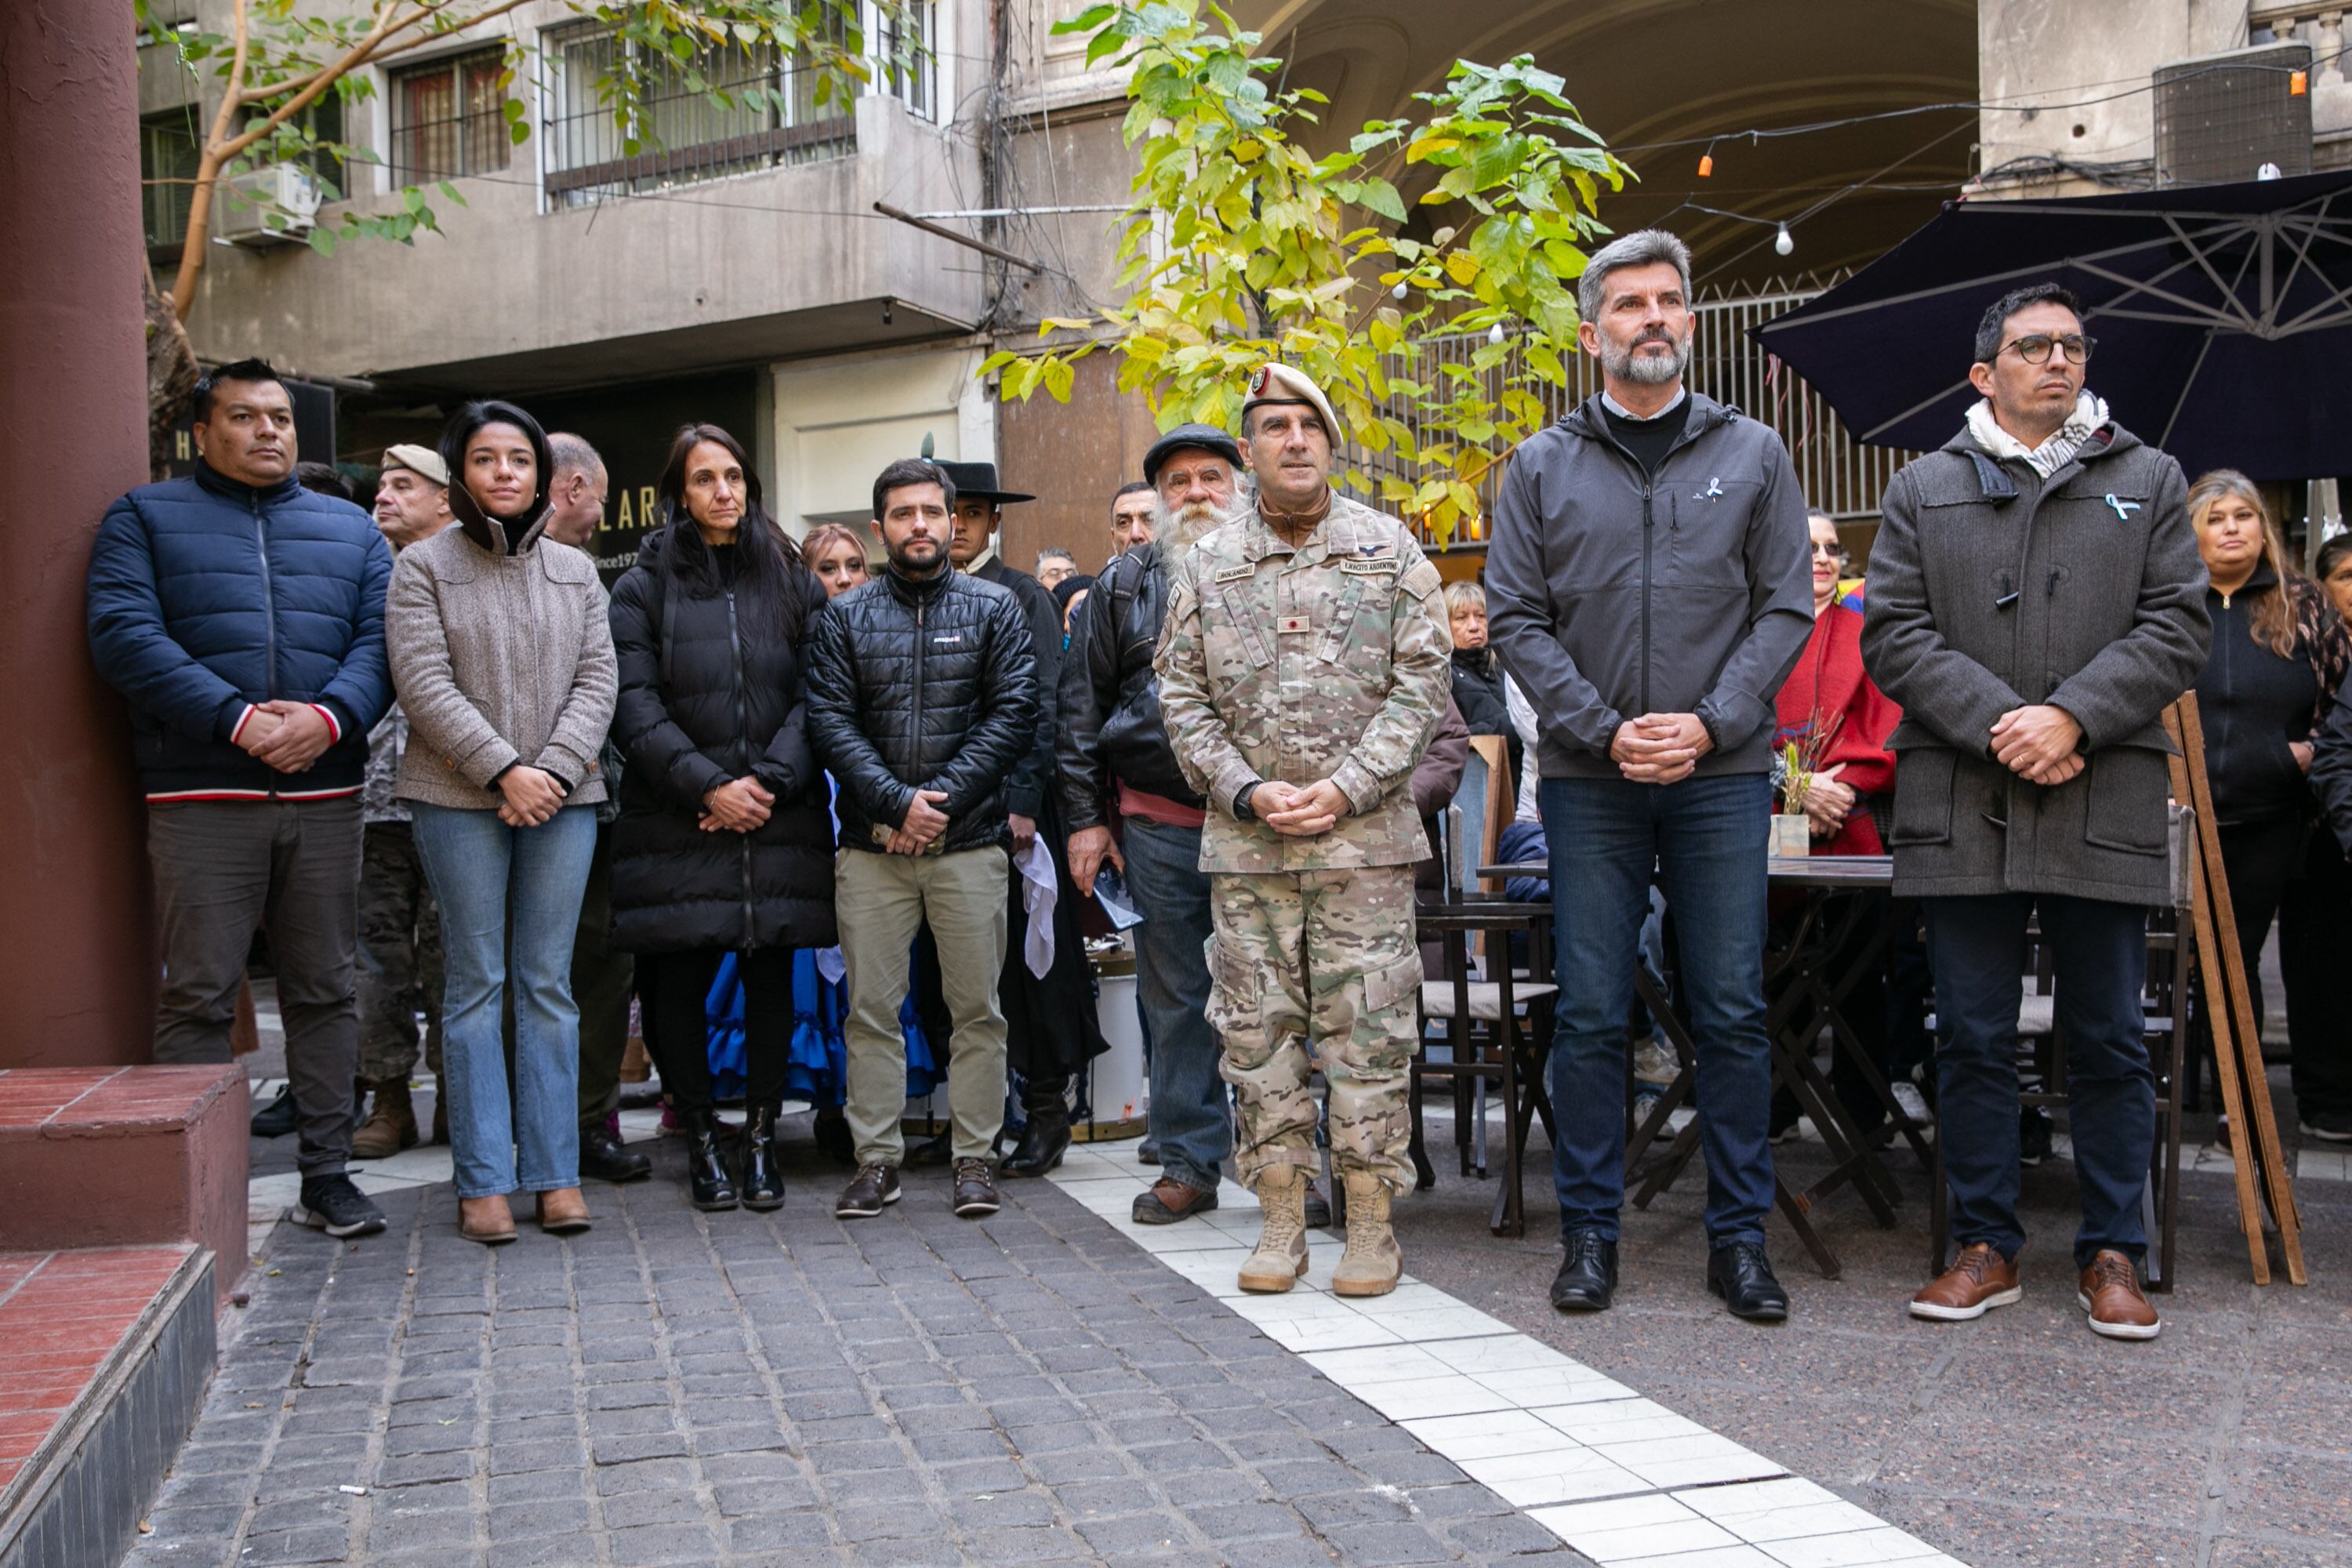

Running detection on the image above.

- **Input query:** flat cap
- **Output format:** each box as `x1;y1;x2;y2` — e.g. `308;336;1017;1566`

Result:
1142;423;1243;485
380;443;449;487
1241;363;1340;443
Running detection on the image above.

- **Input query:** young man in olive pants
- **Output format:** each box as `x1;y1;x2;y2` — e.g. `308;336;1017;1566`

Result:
808;459;1038;1221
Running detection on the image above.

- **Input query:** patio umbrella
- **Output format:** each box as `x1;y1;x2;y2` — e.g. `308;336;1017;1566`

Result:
1750;169;2352;481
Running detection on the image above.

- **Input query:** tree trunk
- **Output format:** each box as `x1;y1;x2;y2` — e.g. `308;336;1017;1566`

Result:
146;269;199;479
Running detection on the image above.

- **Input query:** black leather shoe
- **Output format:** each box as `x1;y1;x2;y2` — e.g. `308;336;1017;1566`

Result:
741;1102;786;1211
1707;1241;1789;1322
580;1120;652;1184
906;1127;955;1168
684;1110;739;1212
1550;1229;1618;1313
250;1084;298;1138
1001;1099;1071;1178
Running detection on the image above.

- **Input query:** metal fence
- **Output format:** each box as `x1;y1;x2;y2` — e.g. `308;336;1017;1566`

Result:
1356;284;1919;551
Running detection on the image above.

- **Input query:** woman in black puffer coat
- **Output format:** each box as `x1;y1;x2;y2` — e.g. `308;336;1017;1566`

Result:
608;423;835;1213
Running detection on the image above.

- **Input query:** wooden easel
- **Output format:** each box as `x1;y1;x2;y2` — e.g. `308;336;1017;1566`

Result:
2162;693;2307;1286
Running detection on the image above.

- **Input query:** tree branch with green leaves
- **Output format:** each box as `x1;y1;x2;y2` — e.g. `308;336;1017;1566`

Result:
982;0;1625;544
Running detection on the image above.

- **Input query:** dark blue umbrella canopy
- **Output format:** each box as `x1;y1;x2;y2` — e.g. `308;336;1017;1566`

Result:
1751;171;2352;481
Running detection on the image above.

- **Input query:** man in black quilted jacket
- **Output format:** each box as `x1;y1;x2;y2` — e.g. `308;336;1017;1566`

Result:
808;458;1039;1221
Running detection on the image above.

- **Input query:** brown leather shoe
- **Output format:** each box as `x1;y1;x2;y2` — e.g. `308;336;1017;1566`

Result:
458;1194;517;1246
953;1158;1000;1219
535;1187;592;1235
2078;1250;2161;1341
834;1163;901;1219
1131;1177;1218;1225
1909;1242;2020;1322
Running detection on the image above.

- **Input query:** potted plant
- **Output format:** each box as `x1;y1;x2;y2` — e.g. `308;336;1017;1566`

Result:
1772;713;1844;858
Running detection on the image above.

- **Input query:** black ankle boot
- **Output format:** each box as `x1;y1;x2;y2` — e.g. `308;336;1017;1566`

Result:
1001;1097;1071;1178
741;1102;786;1211
684;1110;739;1212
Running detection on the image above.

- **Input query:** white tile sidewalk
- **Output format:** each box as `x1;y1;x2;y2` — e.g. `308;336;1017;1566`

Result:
1049;1142;1969;1568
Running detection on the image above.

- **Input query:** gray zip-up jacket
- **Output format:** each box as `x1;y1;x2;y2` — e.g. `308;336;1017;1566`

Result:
1486;393;1814;780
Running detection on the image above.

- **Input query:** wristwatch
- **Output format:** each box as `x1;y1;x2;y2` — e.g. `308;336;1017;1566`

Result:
1232;780;1265;822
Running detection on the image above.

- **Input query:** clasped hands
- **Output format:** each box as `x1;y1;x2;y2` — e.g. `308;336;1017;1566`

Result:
234;700;334;774
1248;779;1350;838
1991;704;2083;786
1610;713;1712;785
884;789;952;855
700;775;775;833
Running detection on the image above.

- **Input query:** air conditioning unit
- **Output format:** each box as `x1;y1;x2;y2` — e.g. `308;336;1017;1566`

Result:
2154;41;2314;187
212;164;321;248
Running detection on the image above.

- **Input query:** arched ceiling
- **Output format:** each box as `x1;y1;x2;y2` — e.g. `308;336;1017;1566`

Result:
1234;0;1980;294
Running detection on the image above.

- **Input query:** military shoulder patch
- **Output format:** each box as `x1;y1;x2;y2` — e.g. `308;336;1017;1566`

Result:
1399;559;1443;598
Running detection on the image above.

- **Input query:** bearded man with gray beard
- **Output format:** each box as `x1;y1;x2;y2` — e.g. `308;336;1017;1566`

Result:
1056;426;1246;1224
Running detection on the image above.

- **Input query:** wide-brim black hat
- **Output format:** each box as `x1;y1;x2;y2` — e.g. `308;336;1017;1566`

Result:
1142;423;1242;485
935;459;1034;506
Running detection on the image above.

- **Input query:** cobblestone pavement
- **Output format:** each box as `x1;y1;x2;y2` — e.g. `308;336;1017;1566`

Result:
130;1147;1593;1567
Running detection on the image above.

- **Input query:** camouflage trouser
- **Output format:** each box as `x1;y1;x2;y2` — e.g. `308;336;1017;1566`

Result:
357;820;445;1082
1207;865;1420;1195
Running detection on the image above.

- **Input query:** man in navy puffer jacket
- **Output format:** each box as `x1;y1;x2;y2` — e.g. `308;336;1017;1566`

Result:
87;358;394;1239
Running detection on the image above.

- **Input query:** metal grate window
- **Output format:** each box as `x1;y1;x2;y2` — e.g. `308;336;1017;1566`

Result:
389;48;511;183
545;22;856;207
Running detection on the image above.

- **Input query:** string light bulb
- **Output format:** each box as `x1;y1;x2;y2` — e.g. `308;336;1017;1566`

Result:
1392;280;1409;299
1697;151;1714;177
1773;223;1794;256
1488;322;1507;347
2291;69;2309;96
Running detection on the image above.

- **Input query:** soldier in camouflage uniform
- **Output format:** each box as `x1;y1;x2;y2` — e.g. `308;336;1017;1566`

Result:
354;445;452;1156
1154;364;1452;1298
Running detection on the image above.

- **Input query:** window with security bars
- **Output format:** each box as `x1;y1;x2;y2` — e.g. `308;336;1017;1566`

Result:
544;15;864;205
389;48;510;183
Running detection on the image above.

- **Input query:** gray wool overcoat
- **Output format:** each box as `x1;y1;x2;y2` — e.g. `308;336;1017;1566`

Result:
1860;420;2212;905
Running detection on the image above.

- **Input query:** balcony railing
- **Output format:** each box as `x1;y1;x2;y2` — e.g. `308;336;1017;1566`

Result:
2251;5;2352;135
1357;285;1921;550
545;41;856;206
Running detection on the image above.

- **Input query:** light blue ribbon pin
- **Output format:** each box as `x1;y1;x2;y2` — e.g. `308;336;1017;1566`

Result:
1697;477;1724;501
2104;493;2140;520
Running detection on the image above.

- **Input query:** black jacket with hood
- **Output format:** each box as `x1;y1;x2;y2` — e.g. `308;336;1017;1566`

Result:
606;528;837;953
1485;392;1815;779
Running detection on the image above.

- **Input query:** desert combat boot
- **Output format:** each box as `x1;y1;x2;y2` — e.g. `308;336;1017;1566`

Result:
1332;1170;1402;1297
1237;1164;1311;1292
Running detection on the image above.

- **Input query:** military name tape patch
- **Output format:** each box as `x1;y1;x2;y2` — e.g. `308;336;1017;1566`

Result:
1214;564;1257;583
1340;557;1399;575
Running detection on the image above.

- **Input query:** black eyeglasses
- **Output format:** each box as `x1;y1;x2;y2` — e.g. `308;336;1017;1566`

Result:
2000;332;2096;366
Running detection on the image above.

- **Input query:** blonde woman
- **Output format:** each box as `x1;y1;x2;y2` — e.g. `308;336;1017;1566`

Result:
1443;580;1523;790
2187;470;2352;1141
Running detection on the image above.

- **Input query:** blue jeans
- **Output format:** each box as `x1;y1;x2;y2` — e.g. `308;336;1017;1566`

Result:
1541;773;1775;1248
1922;893;2154;1267
410;802;597;1199
1123;817;1230;1192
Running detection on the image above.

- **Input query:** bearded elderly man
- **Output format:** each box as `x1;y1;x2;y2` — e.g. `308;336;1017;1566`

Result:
1059;424;1247;1225
1156;367;1452;1298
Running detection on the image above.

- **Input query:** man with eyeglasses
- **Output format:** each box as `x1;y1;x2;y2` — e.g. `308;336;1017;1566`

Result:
1861;282;2209;1341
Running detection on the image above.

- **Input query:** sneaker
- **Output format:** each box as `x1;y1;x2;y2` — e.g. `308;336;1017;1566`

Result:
834;1163;900;1219
2019;1107;2054;1167
1909;1242;2020;1322
1631;1039;1679;1090
2077;1250;2161;1341
1891;1081;1931;1127
2298;1109;2352;1143
952;1158;1001;1219
292;1174;387;1239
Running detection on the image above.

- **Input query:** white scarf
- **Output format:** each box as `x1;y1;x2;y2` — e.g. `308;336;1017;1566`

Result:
1967;390;2110;479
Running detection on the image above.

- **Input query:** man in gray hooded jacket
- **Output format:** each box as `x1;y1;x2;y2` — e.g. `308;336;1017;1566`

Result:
1486;229;1813;1323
